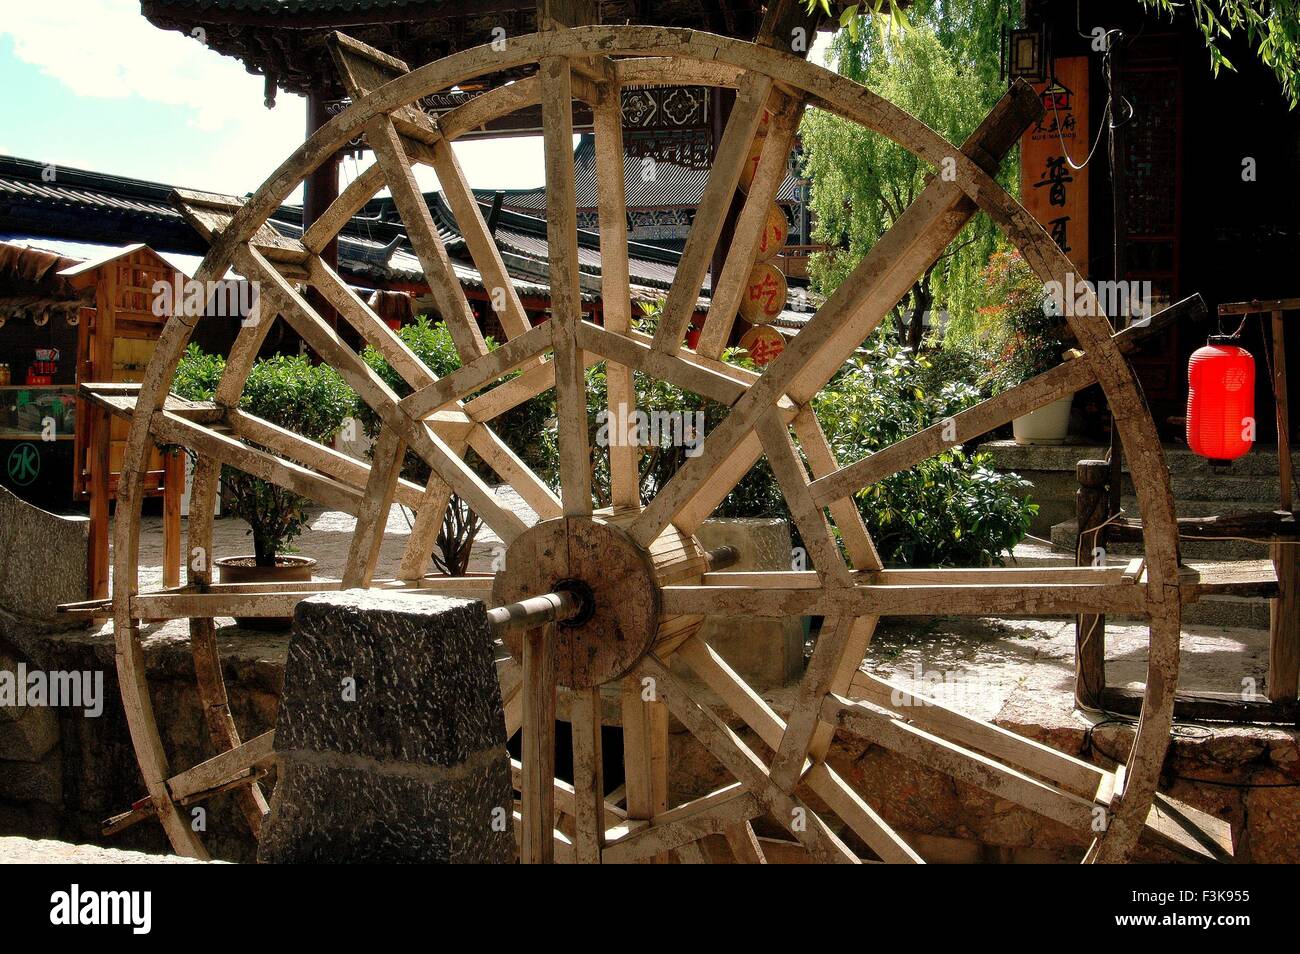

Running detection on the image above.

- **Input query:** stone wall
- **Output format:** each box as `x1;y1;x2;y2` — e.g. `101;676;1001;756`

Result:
0;485;91;846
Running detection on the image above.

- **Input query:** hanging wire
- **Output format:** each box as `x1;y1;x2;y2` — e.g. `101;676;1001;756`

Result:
1048;24;1133;172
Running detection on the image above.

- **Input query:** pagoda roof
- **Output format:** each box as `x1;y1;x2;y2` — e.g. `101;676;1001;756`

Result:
140;1;782;100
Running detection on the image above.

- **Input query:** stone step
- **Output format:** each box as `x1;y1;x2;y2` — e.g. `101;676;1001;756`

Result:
1034;527;1274;628
982;439;1300;479
1121;497;1282;518
1051;518;1273;561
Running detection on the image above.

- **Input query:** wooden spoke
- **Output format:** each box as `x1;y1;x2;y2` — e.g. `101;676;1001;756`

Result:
792;408;882;571
619;672;669;863
428;134;534;345
367;116;488;362
592;81;639;510
465;424;563;520
226;408;429;509
661;579;1147;618
636;655;859;864
342;426;407;588
602;784;761;864
755;411;852;586
397;469;456;580
309;256;437;388
151;411;363;513
577;321;754;407
540;55;592;517
569;687;605;864
167;730;277;803
650;72;774;355
520;621;558;864
674;636;922;863
723;820;768;864
826;694;1109;835
696;93;803;358
399;322;555;419
302;163;384;255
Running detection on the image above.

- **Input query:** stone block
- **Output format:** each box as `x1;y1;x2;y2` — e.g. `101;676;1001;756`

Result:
0;484;88;626
692;519;804;690
259;590;514;863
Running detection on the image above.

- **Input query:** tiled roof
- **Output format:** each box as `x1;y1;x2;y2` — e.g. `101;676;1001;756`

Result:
0;154;817;321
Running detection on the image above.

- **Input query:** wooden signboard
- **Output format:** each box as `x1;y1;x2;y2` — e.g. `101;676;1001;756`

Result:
1021;57;1090;274
739;262;787;325
738;324;786;366
754;203;790;262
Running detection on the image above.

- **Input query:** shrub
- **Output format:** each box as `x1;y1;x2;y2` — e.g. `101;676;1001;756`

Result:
356;316;554;574
977;249;1074;394
172;345;354;565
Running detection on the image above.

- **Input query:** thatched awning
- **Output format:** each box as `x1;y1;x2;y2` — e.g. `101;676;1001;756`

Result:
0;241;91;321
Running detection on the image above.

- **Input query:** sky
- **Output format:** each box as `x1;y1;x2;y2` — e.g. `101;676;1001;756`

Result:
0;0;833;202
0;0;556;201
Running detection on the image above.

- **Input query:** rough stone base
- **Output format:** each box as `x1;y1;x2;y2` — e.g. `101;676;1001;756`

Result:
258;591;514;864
0;836;214;864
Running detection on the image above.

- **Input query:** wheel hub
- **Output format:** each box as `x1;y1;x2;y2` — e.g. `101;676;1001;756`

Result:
492;517;662;688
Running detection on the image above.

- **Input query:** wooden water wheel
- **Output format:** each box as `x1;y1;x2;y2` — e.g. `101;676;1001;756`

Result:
79;16;1243;864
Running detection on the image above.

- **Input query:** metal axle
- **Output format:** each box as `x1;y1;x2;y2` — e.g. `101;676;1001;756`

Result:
486;544;739;635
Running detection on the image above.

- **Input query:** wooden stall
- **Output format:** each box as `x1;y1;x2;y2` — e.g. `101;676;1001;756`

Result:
61;245;184;598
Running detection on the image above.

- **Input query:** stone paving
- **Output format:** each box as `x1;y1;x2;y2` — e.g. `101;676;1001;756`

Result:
111;496;1275;719
0;836;212;863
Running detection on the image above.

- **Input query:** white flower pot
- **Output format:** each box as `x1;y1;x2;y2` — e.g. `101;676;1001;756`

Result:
1012;395;1072;445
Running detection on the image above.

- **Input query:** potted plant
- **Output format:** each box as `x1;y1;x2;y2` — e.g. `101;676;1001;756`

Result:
978;250;1076;445
173;346;354;628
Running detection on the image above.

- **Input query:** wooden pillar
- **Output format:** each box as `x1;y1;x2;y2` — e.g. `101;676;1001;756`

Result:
304;90;341;337
709;86;740;312
1268;309;1297;702
520;621;557;863
1075;459;1111;709
162;448;183;589
87;404;110;603
1105;33;1129;518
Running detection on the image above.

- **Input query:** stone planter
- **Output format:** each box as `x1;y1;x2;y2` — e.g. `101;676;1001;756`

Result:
1012;395;1072;445
216;555;316;631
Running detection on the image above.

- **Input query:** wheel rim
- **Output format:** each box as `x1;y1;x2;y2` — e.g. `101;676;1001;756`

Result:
109;24;1182;864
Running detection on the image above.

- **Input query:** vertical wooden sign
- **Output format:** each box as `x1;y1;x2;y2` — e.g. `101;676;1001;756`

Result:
1021;56;1090;274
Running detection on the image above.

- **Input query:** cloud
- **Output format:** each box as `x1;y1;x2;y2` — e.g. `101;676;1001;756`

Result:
1;0;304;194
3;0;287;132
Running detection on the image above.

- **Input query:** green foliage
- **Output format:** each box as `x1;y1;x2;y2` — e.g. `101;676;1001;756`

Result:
807;0;1300;107
1137;0;1300;107
563;334;1035;567
813;335;1037;566
975;249;1073;393
798;13;1016;345
355;316;555;575
172;346;353;565
356;316;554;485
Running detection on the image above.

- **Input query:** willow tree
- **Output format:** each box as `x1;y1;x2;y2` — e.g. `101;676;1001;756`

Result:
800;14;1015;351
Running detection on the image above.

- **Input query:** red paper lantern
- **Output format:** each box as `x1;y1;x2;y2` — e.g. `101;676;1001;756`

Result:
1186;338;1255;463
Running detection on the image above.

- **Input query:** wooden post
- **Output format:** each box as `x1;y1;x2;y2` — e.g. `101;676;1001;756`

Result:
520;621;557;863
1075;459;1111;709
87;403;110;603
304;89;341;337
1268;309;1297;702
162;448;183;589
